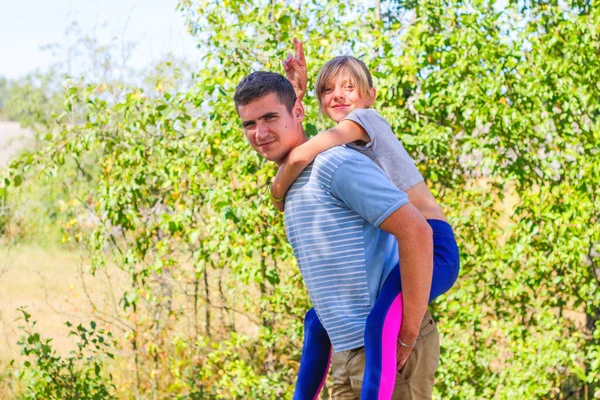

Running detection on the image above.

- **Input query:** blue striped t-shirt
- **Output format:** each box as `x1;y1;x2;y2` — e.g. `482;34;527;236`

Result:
284;146;409;352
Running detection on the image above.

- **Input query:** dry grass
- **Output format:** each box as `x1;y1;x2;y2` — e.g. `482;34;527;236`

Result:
0;245;122;361
0;244;264;360
0;243;268;399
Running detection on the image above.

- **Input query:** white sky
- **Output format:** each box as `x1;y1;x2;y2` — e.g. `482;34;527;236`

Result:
0;0;201;80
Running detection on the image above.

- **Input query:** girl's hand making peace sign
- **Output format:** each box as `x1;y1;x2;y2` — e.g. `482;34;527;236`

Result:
282;38;308;101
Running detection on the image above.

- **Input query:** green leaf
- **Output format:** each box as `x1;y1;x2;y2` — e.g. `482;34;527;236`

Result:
400;134;416;146
13;175;24;188
168;220;178;234
306;123;318;137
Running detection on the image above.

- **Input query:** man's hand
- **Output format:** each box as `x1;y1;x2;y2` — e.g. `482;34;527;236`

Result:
396;340;415;371
282;38;307;101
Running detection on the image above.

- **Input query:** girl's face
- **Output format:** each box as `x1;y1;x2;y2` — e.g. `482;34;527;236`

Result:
321;70;376;123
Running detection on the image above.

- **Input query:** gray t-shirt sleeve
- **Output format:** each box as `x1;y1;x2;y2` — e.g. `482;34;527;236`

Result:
342;108;424;191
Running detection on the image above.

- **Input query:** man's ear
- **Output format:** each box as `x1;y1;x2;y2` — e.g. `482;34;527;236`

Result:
293;98;305;121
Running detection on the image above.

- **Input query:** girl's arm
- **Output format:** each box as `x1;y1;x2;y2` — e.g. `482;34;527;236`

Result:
270;119;370;210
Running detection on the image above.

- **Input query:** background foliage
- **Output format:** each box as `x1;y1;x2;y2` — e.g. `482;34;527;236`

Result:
1;0;599;398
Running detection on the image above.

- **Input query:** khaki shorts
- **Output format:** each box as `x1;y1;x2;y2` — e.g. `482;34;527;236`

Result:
330;309;440;400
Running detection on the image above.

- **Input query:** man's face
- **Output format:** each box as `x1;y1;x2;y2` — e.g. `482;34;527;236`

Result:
238;92;306;164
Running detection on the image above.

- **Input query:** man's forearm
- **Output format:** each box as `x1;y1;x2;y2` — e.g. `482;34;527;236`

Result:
367;199;435;343
396;222;433;342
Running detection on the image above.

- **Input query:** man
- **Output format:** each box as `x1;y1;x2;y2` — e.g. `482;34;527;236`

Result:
234;71;439;399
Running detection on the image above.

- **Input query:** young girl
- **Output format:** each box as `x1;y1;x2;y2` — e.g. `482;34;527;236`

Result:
276;43;460;400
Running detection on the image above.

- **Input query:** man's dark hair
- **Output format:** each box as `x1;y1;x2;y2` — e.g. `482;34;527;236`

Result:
234;71;297;112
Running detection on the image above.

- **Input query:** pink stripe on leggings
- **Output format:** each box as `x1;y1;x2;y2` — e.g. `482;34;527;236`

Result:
378;294;403;400
313;347;332;400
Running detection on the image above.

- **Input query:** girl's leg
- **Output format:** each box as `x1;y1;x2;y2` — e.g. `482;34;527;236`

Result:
293;308;332;400
361;266;402;400
361;219;460;400
428;219;461;301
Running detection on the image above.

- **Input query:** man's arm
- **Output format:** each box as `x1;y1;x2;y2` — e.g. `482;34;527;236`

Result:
379;203;433;368
328;154;433;369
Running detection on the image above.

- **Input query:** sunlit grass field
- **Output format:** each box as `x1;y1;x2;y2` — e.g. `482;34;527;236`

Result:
0;243;267;398
0;245;118;361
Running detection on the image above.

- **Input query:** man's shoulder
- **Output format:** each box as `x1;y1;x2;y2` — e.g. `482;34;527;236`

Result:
313;146;367;170
306;146;384;195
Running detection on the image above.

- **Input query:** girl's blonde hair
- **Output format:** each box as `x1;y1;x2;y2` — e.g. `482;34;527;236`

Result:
315;56;374;108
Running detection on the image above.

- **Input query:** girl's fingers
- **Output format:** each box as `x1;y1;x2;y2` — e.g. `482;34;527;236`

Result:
292;62;304;76
284;38;306;91
290;61;306;85
292;37;305;65
297;41;306;65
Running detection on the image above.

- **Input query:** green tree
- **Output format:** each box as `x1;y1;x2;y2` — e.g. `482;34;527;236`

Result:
3;0;599;398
